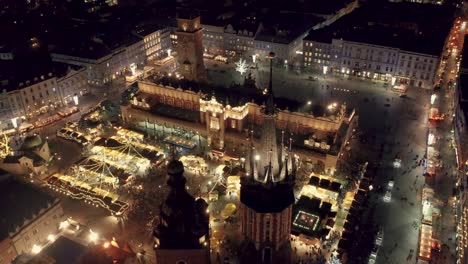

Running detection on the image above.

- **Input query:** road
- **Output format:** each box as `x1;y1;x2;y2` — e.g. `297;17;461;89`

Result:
428;16;467;264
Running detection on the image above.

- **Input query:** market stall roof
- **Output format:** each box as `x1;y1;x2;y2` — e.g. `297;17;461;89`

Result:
309;176;320;186
319;179;331;188
330;181;341;192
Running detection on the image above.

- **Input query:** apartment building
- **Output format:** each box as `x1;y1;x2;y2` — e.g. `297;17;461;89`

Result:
0;177;65;263
134;25;172;62
0;62;87;130
302;1;450;89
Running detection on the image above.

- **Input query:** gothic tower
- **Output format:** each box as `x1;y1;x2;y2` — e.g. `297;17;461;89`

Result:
153;159;210;264
239;52;296;264
175;9;205;81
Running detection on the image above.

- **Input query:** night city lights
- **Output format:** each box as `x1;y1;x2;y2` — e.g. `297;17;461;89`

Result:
0;0;467;264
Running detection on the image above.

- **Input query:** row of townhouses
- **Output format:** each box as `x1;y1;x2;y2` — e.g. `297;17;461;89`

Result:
51;25;172;87
301;2;453;89
0;63;88;130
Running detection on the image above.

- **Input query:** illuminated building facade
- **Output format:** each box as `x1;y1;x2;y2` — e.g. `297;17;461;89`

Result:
202;23;225;56
133;26;172;62
302;1;449;89
51;36;146;86
303;37;439;89
0;176;65;262
239;53;295;264
122;76;356;173
0;63;87;130
175;11;205;81
153;159;210;264
303;40;332;70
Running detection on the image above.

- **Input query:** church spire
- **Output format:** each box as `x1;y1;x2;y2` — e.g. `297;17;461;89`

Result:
265;52;276;116
154;158;209;250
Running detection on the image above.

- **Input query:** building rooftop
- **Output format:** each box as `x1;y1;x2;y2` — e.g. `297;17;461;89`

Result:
291;195;335;237
142;75;305;112
333;23;445;56
304;28;334;44
50;38;113;61
0;178;58;240
255;13;321;44
458;74;468;124
290;0;354;16
459;73;468;102
461;35;468;71
240;177;295;213
20;135;44;150
0;58;82;92
33;236;88;264
133;23;165;38
304;1;453;56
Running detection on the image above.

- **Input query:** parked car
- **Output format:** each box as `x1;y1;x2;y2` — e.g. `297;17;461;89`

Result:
375;228;384;246
383;181;394;202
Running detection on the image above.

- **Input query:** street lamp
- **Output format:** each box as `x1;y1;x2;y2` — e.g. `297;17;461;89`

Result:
254;155;260;161
323;65;328;75
431;94;437;105
31;244;42;254
73;95;79;106
89;230;99;243
47;234;55;242
59;220;70;230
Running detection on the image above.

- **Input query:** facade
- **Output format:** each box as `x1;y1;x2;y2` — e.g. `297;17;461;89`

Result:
396;51;438;88
134;26;172;62
175;13;205;81
56;66;88;106
0;64;87;130
202;24;225;56
302;1;450;89
254;27;308;65
338;40;400;80
1;135;51;175
123;75;356;173
0;177;65;262
224;24;257;60
303;36;439;88
51;37;146;86
303;39;332;71
153;159;210;264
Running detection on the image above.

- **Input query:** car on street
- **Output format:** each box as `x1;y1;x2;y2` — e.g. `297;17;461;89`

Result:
368;245;379;264
375;228;384;246
383;190;392;202
383;181;394;203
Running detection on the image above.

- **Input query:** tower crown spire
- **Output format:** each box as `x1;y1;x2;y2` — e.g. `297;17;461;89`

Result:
265;52;276;116
243;51;298;184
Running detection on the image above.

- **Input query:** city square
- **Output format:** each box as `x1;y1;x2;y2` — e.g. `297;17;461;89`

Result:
0;1;467;264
